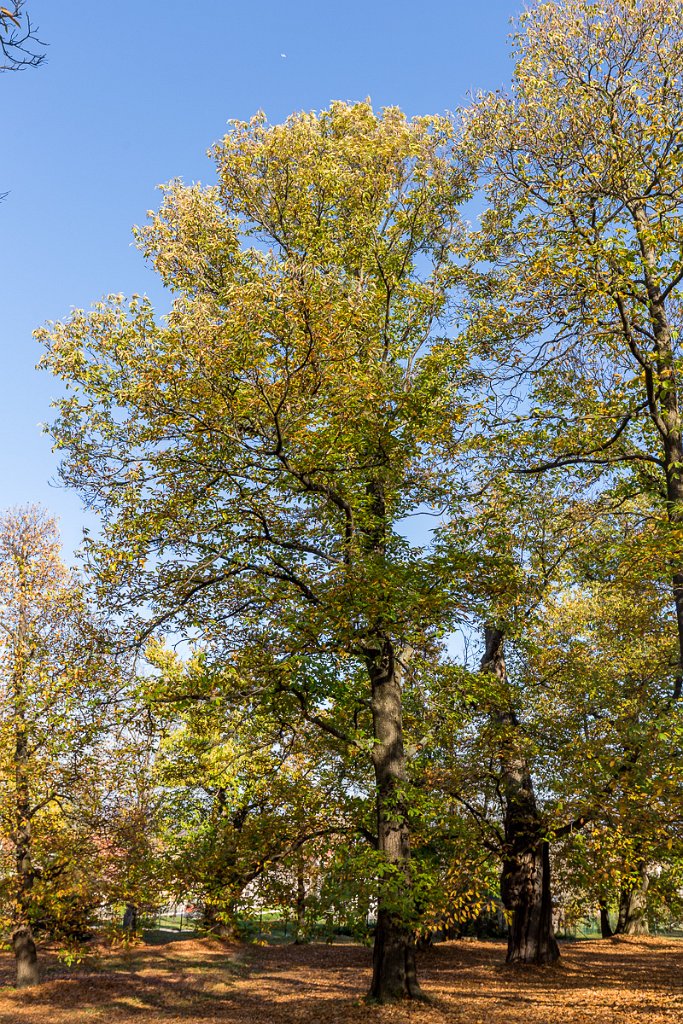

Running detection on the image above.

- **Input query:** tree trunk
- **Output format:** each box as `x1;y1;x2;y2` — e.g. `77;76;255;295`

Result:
366;642;425;1003
631;204;683;699
664;437;683;699
202;902;239;939
599;905;613;938
371;911;421;1001
13;655;40;988
122;903;138;932
615;864;650;935
482;627;560;965
294;854;307;944
12;926;39;989
502;837;559;964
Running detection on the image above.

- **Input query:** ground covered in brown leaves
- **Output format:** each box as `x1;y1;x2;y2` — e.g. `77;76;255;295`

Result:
0;934;680;1023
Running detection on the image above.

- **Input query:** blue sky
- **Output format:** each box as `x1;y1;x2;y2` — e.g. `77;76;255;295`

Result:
1;0;520;558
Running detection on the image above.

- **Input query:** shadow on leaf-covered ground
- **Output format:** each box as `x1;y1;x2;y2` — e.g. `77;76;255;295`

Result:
0;935;681;1023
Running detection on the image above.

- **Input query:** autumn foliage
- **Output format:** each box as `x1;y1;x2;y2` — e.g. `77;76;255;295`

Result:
0;0;679;1013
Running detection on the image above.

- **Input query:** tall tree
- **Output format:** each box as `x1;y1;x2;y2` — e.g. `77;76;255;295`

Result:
465;0;683;699
434;475;594;964
431;476;678;962
37;102;476;1002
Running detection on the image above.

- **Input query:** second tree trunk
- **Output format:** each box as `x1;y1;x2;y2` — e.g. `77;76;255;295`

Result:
481;626;560;965
367;642;424;1003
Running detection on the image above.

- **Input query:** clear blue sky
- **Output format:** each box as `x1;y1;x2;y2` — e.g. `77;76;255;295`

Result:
1;0;520;558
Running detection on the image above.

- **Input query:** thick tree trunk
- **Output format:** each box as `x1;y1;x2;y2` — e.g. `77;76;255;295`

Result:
366;643;425;1003
502;837;559;964
12;829;39;987
599;905;613;938
615;864;650;935
12;926;39;989
371;911;421;1001
202;902;239;939
482;627;560;965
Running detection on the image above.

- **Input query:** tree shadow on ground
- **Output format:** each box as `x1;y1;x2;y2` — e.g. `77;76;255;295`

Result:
0;936;680;1024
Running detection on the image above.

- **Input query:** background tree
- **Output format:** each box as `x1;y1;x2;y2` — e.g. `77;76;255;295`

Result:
429;470;683;960
529;557;683;937
432;475;595;964
87;721;167;936
0;506;119;987
465;0;683;703
147;646;362;940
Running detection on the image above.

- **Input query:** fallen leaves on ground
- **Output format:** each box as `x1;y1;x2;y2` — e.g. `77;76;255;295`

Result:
0;934;680;1023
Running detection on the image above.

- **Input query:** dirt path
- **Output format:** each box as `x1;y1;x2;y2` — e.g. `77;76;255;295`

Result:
0;935;680;1023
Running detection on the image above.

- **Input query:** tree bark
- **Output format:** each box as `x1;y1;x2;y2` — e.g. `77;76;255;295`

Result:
599;904;613;938
615;863;650;935
630;204;683;699
12;623;40;989
294;853;307;944
12;926;39;989
366;642;425;1003
502;837;559;964
615;886;628;934
482;627;560;965
122;903;138;932
12;793;39;987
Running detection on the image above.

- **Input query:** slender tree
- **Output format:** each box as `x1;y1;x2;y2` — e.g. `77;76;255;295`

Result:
0;507;117;987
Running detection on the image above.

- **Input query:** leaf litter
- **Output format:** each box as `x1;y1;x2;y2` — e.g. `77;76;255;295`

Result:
0;935;680;1023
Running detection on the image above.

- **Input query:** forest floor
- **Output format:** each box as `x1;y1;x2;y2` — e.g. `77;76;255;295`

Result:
0;934;680;1023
